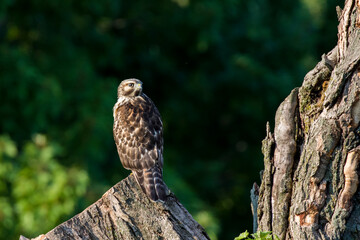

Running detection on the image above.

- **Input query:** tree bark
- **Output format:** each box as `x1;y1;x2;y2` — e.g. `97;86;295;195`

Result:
254;0;360;239
20;175;210;240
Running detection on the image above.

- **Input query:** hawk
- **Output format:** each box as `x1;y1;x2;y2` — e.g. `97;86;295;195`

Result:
113;78;166;201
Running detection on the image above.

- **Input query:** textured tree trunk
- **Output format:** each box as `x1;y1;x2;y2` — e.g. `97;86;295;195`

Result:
253;0;360;239
19;175;209;240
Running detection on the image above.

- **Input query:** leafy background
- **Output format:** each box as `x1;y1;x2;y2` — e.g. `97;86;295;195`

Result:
0;0;340;239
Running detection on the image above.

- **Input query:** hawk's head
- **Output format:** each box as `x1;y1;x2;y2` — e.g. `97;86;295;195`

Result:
118;79;143;98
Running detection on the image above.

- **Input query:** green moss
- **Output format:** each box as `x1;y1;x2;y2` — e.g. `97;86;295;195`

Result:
299;78;330;134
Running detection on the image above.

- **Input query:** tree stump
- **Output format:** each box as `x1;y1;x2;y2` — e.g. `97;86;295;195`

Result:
254;0;360;239
20;175;210;240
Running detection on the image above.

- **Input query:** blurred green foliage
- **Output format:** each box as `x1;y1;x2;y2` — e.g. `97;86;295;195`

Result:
0;0;339;239
235;230;279;240
0;135;88;239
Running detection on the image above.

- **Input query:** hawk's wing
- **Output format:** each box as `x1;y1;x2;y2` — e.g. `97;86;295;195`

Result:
113;93;163;170
113;94;166;201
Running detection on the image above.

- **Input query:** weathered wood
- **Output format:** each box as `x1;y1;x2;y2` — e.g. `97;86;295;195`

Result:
20;175;210;240
257;122;275;232
250;182;259;233
271;88;298;240
254;0;360;239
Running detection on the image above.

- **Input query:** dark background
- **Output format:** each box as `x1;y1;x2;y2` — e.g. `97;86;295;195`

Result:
0;0;340;239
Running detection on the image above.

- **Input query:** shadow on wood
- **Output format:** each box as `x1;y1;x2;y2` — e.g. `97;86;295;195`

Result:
20;175;210;240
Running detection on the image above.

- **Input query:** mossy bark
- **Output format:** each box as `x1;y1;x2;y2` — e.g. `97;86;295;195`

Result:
254;0;360;239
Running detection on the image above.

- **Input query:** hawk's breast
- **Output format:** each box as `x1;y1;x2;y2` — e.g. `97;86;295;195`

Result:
113;94;163;170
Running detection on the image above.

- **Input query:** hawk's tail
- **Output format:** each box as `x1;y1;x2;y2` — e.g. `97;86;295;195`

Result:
133;166;166;201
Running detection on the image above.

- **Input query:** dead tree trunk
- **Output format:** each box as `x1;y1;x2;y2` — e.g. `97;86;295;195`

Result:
20;175;210;240
253;0;360;239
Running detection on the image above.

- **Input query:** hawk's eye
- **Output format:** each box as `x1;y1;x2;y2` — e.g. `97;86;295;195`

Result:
128;83;134;87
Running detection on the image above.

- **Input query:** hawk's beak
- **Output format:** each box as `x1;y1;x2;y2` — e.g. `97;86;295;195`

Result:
136;83;142;90
135;83;142;95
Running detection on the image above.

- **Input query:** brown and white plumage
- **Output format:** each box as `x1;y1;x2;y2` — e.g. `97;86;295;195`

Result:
113;79;166;201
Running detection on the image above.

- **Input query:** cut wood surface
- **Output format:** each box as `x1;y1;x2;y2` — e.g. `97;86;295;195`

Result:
254;0;360;239
20;175;209;240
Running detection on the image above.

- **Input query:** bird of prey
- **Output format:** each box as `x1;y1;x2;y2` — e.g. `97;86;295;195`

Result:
113;79;166;201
